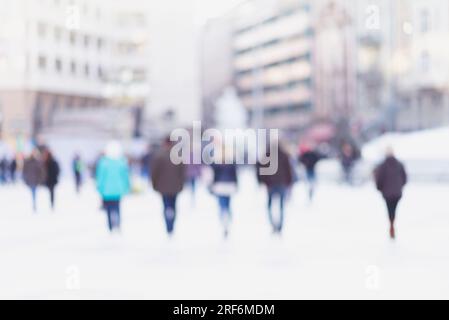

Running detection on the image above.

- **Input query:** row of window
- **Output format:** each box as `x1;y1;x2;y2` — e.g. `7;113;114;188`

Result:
238;78;313;96
235;5;311;35
37;22;105;50
38;55;104;79
249;102;313;118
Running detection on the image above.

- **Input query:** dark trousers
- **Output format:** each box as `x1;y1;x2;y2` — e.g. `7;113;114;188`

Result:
268;186;287;232
75;173;82;193
306;170;316;200
48;186;55;209
218;196;231;217
104;200;121;232
385;197;401;223
162;195;178;234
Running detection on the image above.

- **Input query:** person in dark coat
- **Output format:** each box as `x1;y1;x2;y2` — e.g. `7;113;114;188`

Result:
72;154;84;194
151;138;186;236
375;148;408;240
0;157;7;184
339;143;359;185
299;142;324;202
23;149;45;212
9;157;17;183
257;143;293;234
43;149;60;210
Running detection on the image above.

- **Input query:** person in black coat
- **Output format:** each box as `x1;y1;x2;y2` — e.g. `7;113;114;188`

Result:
257;143;293;234
43;149;60;210
299;143;324;202
375;148;407;239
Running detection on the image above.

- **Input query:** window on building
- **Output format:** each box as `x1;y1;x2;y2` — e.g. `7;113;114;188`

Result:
84;35;90;48
70;31;77;45
421;9;431;33
38;55;47;70
70;61;77;75
55;58;63;73
54;27;63;42
97;38;104;50
37;22;47;38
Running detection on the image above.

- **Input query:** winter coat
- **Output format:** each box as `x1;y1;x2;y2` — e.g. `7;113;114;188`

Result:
23;157;45;188
375;156;407;199
211;163;238;196
299;151;322;172
45;158;60;188
257;149;293;188
96;156;130;201
151;148;186;196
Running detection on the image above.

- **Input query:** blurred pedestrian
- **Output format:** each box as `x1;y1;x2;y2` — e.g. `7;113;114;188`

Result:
339;143;359;185
375;147;408;240
210;145;238;238
9;157;17;183
96;142;130;233
151;138;185;236
258;142;293;234
23;149;45;212
72;153;84;194
140;146;153;179
43;149;60;210
0;157;7;184
299;142;324;202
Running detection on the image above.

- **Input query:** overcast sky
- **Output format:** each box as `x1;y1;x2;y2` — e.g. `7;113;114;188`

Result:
194;0;246;24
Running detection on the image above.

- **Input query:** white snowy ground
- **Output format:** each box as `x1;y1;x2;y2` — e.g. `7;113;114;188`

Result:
0;169;448;300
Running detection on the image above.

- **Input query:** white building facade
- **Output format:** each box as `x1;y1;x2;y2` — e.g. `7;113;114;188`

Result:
0;0;150;140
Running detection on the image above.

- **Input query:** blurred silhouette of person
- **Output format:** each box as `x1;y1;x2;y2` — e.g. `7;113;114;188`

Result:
339;143;358;185
0;157;7;184
299;142;324;202
9;157;17;183
96;142;130;233
23;149;45;212
140;145;153;179
43;149;60;210
151;137;185;236
375;147;407;240
72;153;84;194
210;144;238;238
257;142;293;234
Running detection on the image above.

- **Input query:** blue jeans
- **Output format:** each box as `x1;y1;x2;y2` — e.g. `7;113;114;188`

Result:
306;170;316;200
162;195;178;234
218;196;231;217
104;200;121;232
268;186;287;232
30;187;37;212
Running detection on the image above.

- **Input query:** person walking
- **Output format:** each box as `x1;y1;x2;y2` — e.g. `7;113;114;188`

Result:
374;148;408;240
23;149;45;212
339;143;359;185
258;142;293;234
96;142;130;233
9;156;17;183
0;157;7;184
210;144;238;238
72;154;84;194
43;149;60;210
151;138;185;236
299;142;323;202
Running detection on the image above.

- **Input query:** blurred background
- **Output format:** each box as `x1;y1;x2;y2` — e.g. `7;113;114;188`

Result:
1;0;449;179
1;0;449;300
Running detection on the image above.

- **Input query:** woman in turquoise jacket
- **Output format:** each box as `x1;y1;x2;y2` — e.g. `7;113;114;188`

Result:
96;141;130;233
